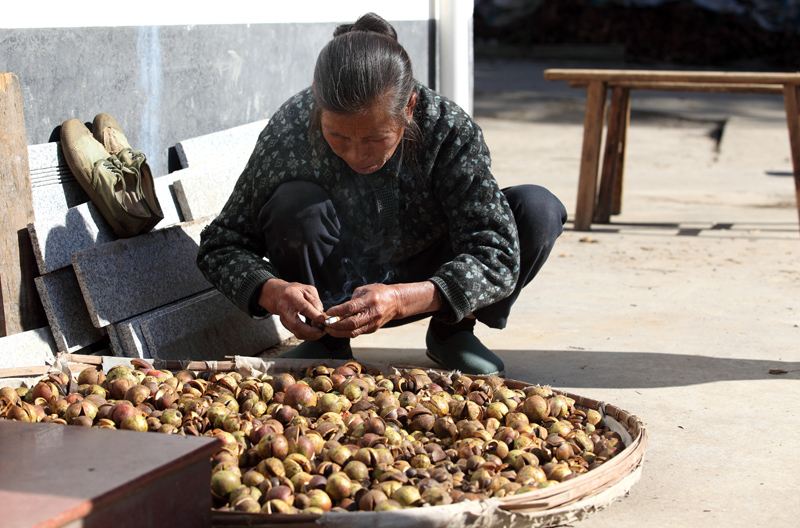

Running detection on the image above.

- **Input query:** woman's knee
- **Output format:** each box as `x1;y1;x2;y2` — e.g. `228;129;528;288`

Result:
259;181;339;241
503;184;567;241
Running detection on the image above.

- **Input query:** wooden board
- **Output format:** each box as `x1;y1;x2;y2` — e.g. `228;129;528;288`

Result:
0;420;221;528
0;73;46;336
567;80;784;94
545;69;800;85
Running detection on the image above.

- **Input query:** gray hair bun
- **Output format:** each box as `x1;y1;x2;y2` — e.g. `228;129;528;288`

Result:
333;12;398;41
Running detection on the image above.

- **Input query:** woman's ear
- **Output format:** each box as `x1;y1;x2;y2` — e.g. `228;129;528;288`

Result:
405;92;418;121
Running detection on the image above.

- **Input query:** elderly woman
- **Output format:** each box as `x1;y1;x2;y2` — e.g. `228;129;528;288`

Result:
197;13;566;376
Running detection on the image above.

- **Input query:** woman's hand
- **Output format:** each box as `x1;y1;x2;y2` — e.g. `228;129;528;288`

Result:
258;278;326;340
324;283;401;337
324;281;442;338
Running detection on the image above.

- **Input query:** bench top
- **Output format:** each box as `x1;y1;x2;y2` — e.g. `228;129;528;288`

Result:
544;69;800;85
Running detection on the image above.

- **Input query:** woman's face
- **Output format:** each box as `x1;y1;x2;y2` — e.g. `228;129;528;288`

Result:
321;100;412;175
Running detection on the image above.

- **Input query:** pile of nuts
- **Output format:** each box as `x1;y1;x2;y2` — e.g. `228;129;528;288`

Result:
0;360;625;514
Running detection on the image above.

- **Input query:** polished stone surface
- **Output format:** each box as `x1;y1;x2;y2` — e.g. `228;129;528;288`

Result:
28;141;185;275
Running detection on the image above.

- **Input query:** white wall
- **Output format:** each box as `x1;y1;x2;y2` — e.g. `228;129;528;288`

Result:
2;0;474;114
1;0;475;176
2;0;431;28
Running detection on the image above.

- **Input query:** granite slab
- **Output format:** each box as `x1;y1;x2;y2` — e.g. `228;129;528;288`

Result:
28;141;89;222
28;201;116;275
34;268;105;353
0;327;57;370
153;172;184;226
174;118;267;168
109;289;290;360
171;148;251;221
110;314;149;358
71;218;214;328
106;324;125;357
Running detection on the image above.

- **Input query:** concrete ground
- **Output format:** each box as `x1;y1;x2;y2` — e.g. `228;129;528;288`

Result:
351;58;800;526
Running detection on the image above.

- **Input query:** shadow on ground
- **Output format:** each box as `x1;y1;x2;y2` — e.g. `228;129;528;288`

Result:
496;349;800;389
355;347;799;389
570;220;799;239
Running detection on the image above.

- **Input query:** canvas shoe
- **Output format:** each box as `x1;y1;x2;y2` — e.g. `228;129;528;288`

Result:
92;113;164;232
60;119;151;238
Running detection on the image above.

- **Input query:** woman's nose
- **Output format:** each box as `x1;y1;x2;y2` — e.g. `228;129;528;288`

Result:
345;143;369;163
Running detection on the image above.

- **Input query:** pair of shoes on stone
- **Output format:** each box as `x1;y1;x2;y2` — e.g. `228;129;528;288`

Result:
60;114;164;238
425;327;505;377
277;340;354;360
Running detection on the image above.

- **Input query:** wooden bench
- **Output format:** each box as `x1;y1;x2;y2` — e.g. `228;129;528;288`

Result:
543;69;800;233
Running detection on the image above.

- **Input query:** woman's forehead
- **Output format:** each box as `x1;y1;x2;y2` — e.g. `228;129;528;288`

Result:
320;106;400;135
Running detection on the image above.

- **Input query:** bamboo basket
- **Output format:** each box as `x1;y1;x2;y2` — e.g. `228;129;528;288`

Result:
212;357;646;528
1;354;647;528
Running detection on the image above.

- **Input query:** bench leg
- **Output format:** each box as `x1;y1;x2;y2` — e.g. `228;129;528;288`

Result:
611;88;631;216
595;86;630;223
783;83;800;235
574;80;608;231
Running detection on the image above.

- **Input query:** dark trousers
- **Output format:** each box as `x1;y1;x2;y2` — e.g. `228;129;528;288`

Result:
259;181;567;329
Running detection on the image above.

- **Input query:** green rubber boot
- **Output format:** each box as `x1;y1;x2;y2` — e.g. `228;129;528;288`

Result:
425;327;505;377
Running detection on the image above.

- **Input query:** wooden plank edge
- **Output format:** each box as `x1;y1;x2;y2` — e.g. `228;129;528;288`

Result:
545;69;800;84
0;365;51;378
